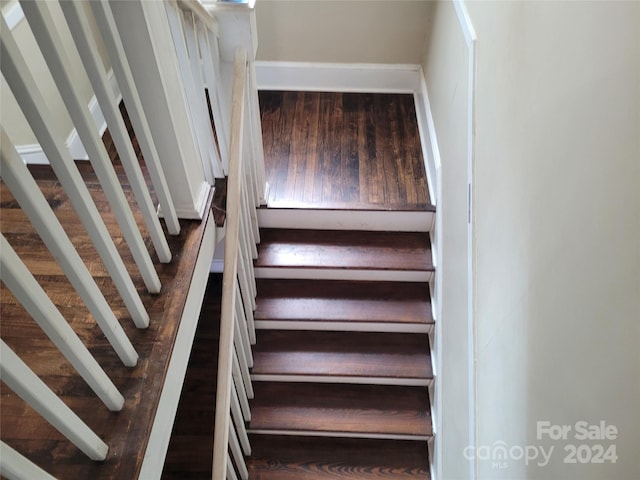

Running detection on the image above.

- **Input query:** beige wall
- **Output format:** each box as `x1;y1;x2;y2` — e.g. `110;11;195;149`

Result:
255;0;433;64
421;1;471;479
1;1;105;148
423;0;640;478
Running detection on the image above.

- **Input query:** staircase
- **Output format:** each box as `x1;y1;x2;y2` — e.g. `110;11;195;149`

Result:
244;225;435;478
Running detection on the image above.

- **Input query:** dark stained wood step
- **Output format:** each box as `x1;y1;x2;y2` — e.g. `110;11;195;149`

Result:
255;229;432;272
251;331;432;383
249;383;431;439
255;279;433;329
247;435;430;479
259;91;432;211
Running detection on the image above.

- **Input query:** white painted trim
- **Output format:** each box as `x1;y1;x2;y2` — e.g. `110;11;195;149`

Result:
255;61;421;93
2;1;24;30
161;180;212;220
15;144;49;165
210;258;225;273
251;374;433;387
414;69;441;205
247;429;431;442
255;320;432;334
451;2;478;480
18;69;121;164
66;69;122;161
453;0;477;47
138;211;217;480
255;267;433;283
258;208;434;232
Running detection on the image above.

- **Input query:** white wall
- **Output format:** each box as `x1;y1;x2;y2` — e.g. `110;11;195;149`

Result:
421;1;471;479
254;0;433;64
448;1;639;479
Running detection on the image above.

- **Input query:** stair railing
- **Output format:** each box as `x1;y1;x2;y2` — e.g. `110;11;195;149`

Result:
212;46;262;480
0;0;214;477
165;0;228;181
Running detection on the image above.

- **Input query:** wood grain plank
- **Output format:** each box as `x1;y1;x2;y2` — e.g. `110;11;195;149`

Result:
259;91;432;211
255;229;432;272
248;435;430;480
249;383;431;437
252;331;432;380
255;279;433;326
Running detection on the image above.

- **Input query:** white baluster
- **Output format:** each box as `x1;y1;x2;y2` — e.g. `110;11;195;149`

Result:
234;287;253;366
233;311;253;402
165;1;218;182
0;235;124;412
230;382;251;455
60;0;172;264
0;130;138;368
229;419;249;480
232;353;251;420
0;341;109;460
246;62;268;204
0;442;57;480
0;14;149;328
20;0;161;294
197;21;230;172
89;0;180;235
226;457;239;480
183;11;225;179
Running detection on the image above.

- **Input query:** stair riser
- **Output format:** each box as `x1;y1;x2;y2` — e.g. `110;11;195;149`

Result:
247;430;432;442
255;320;433;334
258;209;435;232
251;375;434;387
255;267;434;283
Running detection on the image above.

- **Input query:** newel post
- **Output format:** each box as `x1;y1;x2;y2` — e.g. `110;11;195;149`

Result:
204;0;268;205
109;0;211;219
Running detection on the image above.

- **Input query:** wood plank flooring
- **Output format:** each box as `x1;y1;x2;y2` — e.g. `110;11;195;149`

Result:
252;331;432;381
249;383;431;438
0;107;215;478
248;435;430;480
254;279;433;330
259;91;431;210
255;229;433;272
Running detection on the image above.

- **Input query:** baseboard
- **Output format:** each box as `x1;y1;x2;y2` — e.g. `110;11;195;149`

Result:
254;61;421;93
18;69;121;164
15;144;50;165
414;68;440;206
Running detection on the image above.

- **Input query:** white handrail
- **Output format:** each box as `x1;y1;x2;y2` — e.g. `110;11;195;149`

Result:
212;46;249;480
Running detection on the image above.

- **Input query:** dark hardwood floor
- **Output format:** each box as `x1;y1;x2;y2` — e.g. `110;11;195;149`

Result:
0;106;216;479
259;91;431;210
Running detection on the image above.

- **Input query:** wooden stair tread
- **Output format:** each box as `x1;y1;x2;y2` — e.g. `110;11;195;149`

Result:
255;229;432;271
249;383;431;437
252;331;432;380
255;279;433;325
247;435;430;479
